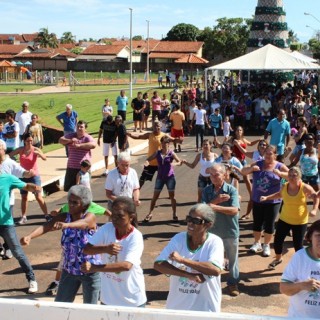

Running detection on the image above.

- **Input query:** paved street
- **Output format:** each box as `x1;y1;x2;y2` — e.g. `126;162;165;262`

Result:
1;134;316;317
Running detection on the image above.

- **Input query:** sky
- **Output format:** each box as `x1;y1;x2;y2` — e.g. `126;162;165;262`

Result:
1;0;320;43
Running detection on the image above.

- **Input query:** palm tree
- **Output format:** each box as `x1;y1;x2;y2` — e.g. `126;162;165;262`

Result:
36;28;59;48
61;31;75;44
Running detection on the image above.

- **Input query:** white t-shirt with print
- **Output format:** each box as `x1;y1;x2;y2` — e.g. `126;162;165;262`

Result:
3;122;20;149
155;231;224;312
89;222;146;307
105;167;139;197
281;247;320;318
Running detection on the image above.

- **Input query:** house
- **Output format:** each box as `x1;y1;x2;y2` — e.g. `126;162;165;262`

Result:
0;34;38;45
149;41;204;63
77;44;130;61
0;44;32;60
16;48;77;70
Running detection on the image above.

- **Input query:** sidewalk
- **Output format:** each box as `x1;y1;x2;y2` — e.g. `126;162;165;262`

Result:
38;135;148;191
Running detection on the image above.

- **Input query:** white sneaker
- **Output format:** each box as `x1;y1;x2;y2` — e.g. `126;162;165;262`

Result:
28;280;38;294
18;216;27;225
262;244;271;257
4;249;13;259
249;242;262;253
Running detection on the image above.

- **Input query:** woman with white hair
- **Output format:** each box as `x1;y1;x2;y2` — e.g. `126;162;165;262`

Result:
21;185;101;304
154;203;224;312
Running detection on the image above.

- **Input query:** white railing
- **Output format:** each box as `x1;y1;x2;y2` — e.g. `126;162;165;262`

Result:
0;298;306;320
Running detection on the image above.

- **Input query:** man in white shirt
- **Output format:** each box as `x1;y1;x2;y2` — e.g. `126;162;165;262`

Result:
15;101;32;145
210;97;221;114
105;152;140;207
260;94;272;128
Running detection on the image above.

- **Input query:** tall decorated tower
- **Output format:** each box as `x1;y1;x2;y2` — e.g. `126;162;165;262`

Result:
247;0;290;53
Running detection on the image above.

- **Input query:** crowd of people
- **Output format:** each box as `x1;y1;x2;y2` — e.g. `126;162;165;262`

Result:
1;73;320;318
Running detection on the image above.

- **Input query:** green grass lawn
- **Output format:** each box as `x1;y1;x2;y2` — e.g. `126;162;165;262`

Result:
0;87;173;135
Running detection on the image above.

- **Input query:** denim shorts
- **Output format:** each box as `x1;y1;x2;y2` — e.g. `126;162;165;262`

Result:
154;176;176;192
302;174;320;186
292;144;305;156
20;175;42;195
197;174;211;189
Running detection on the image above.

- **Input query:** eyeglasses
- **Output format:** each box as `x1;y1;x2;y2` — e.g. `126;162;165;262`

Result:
186;215;208;225
259;143;267;147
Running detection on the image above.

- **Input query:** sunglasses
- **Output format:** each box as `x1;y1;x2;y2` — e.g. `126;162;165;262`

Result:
259;143;267;147
186;215;208;225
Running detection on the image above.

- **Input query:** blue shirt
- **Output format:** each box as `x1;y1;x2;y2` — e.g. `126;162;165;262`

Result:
214;156;243;171
209;113;222;128
57;111;78;132
266;118;290;155
0;174;26;225
202;182;239;239
116;96;128;111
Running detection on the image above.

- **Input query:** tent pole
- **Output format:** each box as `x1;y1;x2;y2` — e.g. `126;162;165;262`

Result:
205;68;208;100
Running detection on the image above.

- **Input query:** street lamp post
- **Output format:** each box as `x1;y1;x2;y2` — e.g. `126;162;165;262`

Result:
146;20;150;83
306;25;320;41
129;8;133;98
304;12;320;24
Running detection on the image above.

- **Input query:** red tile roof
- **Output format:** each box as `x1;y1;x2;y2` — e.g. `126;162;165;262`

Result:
0;34;24;42
153;41;204;53
22;33;38;42
59;43;77;50
82;44;128;55
175;53;208;64
112;40;159;52
17;48;77;59
0;44;30;54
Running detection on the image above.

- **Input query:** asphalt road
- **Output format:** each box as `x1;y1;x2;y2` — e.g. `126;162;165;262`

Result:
1;134;314;317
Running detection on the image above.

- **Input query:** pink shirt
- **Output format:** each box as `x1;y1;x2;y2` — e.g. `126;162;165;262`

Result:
66;133;94;169
19;147;39;176
151;96;161;111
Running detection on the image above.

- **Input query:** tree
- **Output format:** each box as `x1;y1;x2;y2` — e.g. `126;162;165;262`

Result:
308;38;320;59
199;18;251;61
288;29;299;43
132;35;143;40
61;31;75;44
36;27;59;48
70;47;83;55
165;23;199;41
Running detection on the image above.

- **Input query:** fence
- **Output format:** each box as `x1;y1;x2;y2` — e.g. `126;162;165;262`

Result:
0;69;205;87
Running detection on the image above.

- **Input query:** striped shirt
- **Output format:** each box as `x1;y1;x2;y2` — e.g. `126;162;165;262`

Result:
66;132;94;169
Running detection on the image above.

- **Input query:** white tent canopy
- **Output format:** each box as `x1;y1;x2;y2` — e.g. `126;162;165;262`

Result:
290;50;317;63
205;44;320;71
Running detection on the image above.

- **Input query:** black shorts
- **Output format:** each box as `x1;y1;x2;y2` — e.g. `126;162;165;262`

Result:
64;167;80;192
140;165;158;182
152;110;161;121
117;110;126;121
133;111;143;121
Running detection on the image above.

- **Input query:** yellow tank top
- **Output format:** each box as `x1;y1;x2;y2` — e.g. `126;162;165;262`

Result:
280;182;308;225
148;132;166;166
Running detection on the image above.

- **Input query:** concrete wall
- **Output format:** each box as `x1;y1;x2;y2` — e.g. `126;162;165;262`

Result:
0;298;294;320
